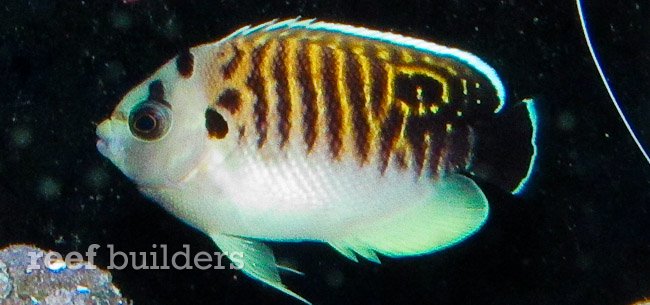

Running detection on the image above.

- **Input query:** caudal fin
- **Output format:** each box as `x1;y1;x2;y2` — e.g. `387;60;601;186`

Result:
469;99;538;194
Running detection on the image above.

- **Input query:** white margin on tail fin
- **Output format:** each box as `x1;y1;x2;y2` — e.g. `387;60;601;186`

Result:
513;98;538;195
576;0;650;165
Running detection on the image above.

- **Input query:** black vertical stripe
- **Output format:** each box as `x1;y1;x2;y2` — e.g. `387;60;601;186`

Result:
274;41;291;148
322;47;343;159
369;59;388;118
428;126;446;178
297;42;318;152
445;123;472;172
405;114;428;176
395;150;407;170
345;52;371;164
148;80;165;102
248;42;270;148
176;49;194;78
223;44;243;80
379;107;404;174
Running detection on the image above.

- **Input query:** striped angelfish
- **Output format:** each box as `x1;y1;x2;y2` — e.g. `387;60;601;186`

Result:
96;18;537;303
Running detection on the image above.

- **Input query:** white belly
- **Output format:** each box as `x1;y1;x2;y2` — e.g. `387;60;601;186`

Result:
143;141;434;241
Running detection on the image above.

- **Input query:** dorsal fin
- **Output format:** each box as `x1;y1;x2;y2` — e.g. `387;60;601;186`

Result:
222;18;506;113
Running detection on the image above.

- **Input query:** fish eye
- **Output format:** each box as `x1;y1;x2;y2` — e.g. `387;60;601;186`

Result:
128;101;172;141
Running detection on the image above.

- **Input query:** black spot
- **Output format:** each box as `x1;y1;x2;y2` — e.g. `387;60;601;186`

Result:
148;80;165;102
176;49;194;78
395;73;443;108
222;44;243;79
147;80;172;108
205;109;228;139
217;89;242;114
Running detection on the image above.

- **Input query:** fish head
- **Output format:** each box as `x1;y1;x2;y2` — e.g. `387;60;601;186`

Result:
96;59;216;187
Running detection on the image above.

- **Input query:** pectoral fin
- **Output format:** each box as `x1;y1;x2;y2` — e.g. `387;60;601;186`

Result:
210;234;310;304
329;174;488;262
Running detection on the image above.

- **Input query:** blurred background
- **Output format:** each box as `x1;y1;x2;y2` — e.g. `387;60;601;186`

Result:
1;0;649;304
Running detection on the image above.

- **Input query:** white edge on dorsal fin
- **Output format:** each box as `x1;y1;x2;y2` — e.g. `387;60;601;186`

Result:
224;17;315;40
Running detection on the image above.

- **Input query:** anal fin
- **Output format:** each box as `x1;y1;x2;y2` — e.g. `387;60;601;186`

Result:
210;234;310;304
329;174;488;261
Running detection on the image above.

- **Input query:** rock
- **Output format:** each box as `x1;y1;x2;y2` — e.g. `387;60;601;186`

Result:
0;244;131;305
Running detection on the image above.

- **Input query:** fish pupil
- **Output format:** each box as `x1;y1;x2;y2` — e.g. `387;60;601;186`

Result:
135;112;156;132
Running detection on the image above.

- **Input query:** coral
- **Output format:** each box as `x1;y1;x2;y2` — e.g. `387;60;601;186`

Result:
0;244;130;305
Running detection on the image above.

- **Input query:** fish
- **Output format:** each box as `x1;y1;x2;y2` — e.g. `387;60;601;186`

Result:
96;18;538;303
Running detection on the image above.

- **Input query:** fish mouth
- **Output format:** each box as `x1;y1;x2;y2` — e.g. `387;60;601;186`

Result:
96;137;108;155
95;120;112;157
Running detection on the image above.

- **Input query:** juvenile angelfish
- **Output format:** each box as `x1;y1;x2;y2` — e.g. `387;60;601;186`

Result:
96;18;537;303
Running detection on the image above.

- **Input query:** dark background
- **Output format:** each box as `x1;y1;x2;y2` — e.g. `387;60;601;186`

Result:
1;0;650;304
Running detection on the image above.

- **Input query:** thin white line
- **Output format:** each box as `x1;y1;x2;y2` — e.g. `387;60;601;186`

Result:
576;0;650;164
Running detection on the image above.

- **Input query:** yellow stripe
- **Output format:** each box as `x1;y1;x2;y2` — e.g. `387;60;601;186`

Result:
357;47;379;158
284;38;303;149
308;43;325;150
335;47;352;157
